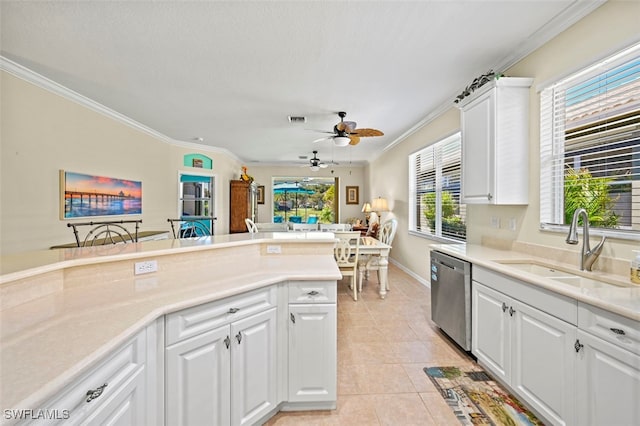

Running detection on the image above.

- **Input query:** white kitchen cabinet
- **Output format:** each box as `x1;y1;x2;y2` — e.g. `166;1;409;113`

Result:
21;322;159;426
165;296;277;426
288;304;337;402
165;325;231;426
286;281;337;406
576;304;640;426
458;77;532;204
230;308;278;426
473;275;577;426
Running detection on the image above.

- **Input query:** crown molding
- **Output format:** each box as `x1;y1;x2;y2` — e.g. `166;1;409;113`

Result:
376;0;606;163
0;55;242;163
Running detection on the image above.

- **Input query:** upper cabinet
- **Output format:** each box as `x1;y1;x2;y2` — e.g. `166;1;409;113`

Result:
458;77;533;205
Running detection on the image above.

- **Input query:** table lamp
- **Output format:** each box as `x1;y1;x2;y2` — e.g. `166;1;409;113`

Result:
371;197;389;218
361;202;372;225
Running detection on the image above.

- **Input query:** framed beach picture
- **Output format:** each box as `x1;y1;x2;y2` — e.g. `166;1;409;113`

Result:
346;186;359;205
60;170;142;219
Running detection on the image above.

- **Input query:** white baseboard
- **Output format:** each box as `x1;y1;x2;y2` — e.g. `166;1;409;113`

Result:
389;258;430;288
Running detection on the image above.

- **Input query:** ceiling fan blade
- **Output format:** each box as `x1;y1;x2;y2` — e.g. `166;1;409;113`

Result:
351;128;384;137
312;136;333;143
349;135;361;146
320;163;328;168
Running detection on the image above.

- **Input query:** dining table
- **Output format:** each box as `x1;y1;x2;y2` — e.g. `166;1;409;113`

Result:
356;236;392;299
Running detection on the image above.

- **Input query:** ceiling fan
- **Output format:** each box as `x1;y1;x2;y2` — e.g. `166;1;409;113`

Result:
313;111;384;146
308;150;328;172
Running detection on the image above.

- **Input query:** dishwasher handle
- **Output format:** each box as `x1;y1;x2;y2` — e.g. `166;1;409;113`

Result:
431;252;471;275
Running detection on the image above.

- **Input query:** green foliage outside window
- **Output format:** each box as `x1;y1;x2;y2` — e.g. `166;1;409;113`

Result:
564;167;619;228
319;185;335;223
422;191;466;237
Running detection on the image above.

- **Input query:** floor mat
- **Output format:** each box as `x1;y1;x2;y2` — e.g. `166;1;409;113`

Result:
424;366;544;426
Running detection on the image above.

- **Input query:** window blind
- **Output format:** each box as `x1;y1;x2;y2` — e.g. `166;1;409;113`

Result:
540;44;640;236
409;133;466;241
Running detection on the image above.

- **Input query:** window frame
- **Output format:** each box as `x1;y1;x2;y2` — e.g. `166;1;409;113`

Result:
539;42;640;241
408;131;466;243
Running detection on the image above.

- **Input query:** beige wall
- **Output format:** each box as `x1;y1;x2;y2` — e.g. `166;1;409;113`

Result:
370;1;640;282
0;72;241;254
247;164;367;224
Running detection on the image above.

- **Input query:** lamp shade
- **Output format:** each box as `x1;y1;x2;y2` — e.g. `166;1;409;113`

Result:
333;136;351;147
371;197;389;213
361;202;372;213
309;165;320;172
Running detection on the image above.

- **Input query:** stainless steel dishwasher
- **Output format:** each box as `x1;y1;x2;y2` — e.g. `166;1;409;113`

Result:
430;250;471;351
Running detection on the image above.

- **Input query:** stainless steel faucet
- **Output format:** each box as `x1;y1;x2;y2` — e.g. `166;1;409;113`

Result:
565;208;607;271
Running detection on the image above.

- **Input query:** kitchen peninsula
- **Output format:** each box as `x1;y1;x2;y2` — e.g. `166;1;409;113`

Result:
0;232;341;425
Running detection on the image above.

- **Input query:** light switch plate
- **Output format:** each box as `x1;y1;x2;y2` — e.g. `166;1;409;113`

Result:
267;245;282;254
490;216;501;228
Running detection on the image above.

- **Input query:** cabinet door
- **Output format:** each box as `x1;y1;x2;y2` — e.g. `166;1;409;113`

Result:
165;326;231;426
461;90;494;203
230;308;277;426
512;300;576;426
288;304;337;402
576;330;640;426
472;281;510;383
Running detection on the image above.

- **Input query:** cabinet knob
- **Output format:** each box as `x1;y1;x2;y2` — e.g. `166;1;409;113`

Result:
610;328;626;336
236;331;242;344
227;308;240;314
574;340;584;353
85;383;108;403
502;302;508;313
224;335;231;349
487;193;493;201
290;313;296;324
307;290;320;296
509;306;516;317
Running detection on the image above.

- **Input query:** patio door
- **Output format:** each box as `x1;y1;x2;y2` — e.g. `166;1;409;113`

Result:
179;173;215;234
272;177;338;223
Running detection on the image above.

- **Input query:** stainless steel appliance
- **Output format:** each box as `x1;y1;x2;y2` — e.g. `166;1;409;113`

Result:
430;251;471;351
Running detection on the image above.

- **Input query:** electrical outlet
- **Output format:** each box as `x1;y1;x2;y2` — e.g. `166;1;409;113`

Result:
509;217;517;231
134;260;158;275
266;245;282;254
490;216;501;228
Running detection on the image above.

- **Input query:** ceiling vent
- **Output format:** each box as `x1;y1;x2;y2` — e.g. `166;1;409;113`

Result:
288;116;307;124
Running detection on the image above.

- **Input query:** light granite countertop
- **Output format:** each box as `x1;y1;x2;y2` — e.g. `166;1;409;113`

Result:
0;232;341;414
430;243;640;322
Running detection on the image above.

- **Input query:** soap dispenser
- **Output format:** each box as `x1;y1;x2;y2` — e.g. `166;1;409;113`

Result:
631;250;640;285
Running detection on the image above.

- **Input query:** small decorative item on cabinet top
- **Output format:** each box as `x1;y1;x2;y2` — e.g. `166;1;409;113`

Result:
240;166;253;182
346;186;359;205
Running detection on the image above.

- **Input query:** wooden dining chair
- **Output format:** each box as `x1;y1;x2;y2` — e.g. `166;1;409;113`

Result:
334;231;361;301
358;218;397;292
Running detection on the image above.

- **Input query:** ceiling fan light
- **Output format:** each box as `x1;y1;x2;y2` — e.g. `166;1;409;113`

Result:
334;136;351;147
310;165;320;172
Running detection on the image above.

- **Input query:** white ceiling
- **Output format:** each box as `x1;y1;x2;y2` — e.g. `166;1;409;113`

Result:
0;1;603;167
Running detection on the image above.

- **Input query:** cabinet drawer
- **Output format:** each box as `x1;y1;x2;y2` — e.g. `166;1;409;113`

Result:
166;285;277;345
578;303;640;355
22;330;146;425
288;281;337;304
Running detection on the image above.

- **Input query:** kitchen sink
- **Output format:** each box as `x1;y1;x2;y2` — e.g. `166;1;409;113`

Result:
497;260;629;289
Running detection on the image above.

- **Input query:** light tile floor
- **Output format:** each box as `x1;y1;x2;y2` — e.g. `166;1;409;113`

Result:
265;263;477;425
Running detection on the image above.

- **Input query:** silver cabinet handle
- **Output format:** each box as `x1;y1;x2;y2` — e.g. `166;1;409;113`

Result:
610;328;626;335
236;331;242;344
307;290;319;296
574;340;584;353
228;308;240;314
290;313;296;324
224;335;231;349
502;302;508;313
487;193;493;201
86;383;108;403
509;306;516;317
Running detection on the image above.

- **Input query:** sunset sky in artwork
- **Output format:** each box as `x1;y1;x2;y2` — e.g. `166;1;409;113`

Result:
64;172;142;198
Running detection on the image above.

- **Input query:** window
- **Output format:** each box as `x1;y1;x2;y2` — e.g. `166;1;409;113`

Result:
409;132;466;241
540;43;640;239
